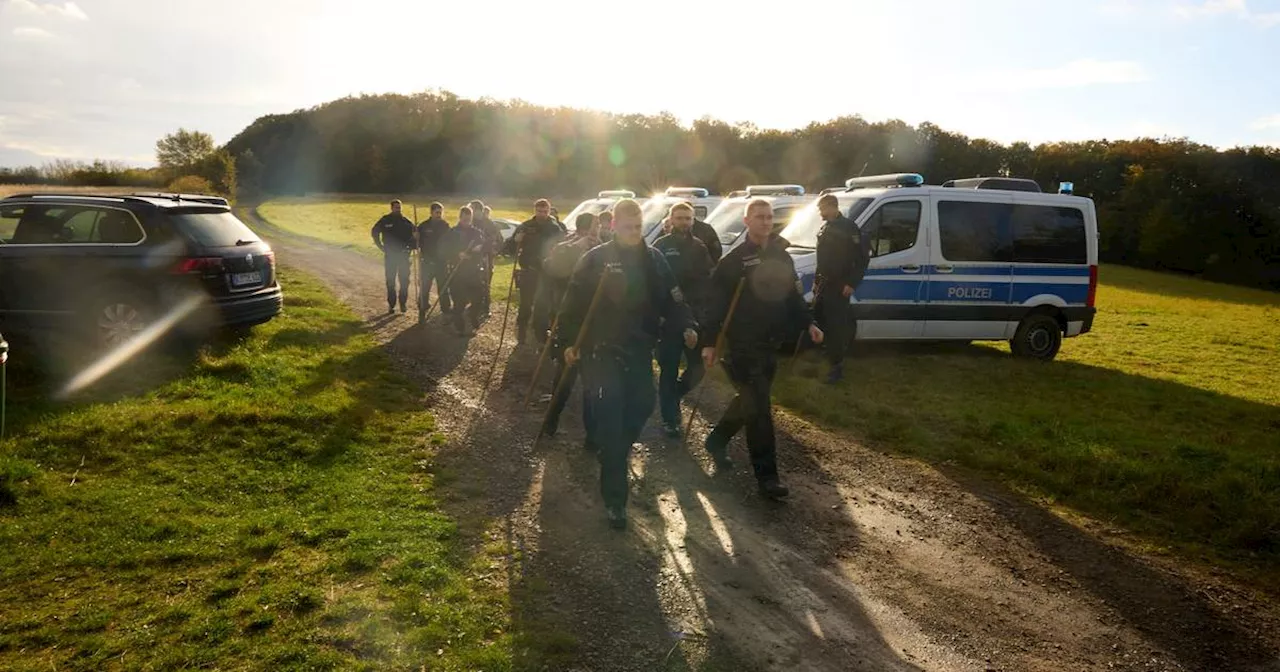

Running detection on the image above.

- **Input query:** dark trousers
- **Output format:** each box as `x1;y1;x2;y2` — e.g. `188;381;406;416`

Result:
480;257;495;315
451;274;484;332
707;350;779;484
384;250;411;309
581;348;656;509
516;270;543;339
546;359;594;441
817;290;852;366
536;277;568;334
656;336;705;427
418;259;451;316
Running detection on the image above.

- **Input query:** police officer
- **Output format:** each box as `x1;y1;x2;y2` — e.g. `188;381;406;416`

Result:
700;199;823;500
653;202;713;436
691;213;723;264
371;199;416;314
558;199;696;529
814;193;870;384
598;210;615;244
416;201;452;322
541;212;602;443
469;200;502;320
443;205;489;337
509;199;565;345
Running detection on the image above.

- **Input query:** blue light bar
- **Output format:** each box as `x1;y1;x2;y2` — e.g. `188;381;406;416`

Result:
745;184;805;196
598;190;636;198
844;173;925;190
1058;182;1074;195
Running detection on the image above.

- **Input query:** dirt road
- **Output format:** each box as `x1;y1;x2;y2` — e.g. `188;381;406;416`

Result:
245;209;1280;672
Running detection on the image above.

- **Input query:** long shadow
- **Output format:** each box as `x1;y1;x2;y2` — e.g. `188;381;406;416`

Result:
768;340;1280;669
640;436;925;671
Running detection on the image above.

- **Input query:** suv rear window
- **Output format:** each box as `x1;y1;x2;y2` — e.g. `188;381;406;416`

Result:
168;209;262;247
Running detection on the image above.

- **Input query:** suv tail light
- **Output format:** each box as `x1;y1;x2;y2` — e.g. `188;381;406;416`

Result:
172;257;225;274
1087;264;1098;307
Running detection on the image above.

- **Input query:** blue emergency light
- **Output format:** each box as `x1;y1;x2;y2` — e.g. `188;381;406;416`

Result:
1059;181;1074;195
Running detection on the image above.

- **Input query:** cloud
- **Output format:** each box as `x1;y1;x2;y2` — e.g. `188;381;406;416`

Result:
12;25;53;38
1251;114;1280;130
1174;0;1280;27
3;0;88;20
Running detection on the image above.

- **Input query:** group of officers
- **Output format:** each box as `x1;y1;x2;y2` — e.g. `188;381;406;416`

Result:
372;193;869;529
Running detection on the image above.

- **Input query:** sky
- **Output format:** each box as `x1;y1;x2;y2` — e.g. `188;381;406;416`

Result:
1;0;1279;167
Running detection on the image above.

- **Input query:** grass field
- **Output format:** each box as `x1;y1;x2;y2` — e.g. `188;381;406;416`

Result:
258;198;538;305
256;196;1280;574
778;264;1280;570
0;268;512;670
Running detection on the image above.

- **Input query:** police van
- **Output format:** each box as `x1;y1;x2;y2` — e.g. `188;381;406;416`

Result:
640;187;724;244
705;184;814;252
562;190;637;232
778;173;1098;360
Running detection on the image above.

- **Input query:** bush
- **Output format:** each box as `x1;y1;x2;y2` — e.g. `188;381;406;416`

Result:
166;175;215;194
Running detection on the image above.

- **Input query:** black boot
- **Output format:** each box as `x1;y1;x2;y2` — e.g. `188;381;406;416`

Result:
606;505;627;530
758;478;790;500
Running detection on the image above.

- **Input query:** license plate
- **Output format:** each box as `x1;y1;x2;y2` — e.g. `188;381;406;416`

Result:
231;271;263;287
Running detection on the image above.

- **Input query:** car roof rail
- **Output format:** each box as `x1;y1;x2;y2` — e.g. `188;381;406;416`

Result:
940;177;1042;193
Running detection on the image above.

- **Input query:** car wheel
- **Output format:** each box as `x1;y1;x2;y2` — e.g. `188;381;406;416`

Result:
92;296;151;349
1010;313;1062;361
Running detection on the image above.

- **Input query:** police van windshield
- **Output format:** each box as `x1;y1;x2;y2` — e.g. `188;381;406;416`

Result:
779;197;874;249
641;198;678;237
563;200;610;231
707;200;748;245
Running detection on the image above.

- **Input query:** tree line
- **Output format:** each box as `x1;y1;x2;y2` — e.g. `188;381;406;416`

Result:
4;90;1277;290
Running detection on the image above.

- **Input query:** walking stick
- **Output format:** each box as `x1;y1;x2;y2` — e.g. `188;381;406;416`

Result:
420;260;463;324
681;277;746;448
533;270;608;448
523;310;560;410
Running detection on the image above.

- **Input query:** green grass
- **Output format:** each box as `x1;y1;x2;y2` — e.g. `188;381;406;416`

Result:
777;264;1280;573
0;268;513;670
258;197;537;306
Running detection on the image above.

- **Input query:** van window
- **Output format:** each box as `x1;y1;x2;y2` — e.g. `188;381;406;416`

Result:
863;200;921;257
937;201;1012;262
1011;205;1086;264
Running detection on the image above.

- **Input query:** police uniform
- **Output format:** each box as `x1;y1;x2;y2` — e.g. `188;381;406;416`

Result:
416;214;452;320
814;213;870;379
508;216;566;344
474;215;503;317
652;228;713;433
701;233;813;499
371;212;416;313
556;240;693;527
443;223;489;335
541;233;602;443
691;218;724;264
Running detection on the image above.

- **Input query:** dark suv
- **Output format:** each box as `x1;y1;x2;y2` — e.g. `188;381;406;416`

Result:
0;192;283;348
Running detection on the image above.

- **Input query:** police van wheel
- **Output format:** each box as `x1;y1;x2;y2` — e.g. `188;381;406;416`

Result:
1011;313;1062;361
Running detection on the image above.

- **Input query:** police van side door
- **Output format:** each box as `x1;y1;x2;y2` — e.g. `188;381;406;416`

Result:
852;197;928;339
924;194;1015;339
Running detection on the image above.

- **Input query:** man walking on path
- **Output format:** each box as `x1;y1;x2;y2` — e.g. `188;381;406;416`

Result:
653;202;714;436
471;200;502;320
415;201;452;322
558;199;696;529
813;194;870;383
700;199;823;500
371;199;416;314
542;212;603;443
444;205;489;337
508;199;567;345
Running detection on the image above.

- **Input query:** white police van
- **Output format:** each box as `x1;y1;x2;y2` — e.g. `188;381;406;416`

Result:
562;190;637;232
705;184;814;252
778;173;1098;360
